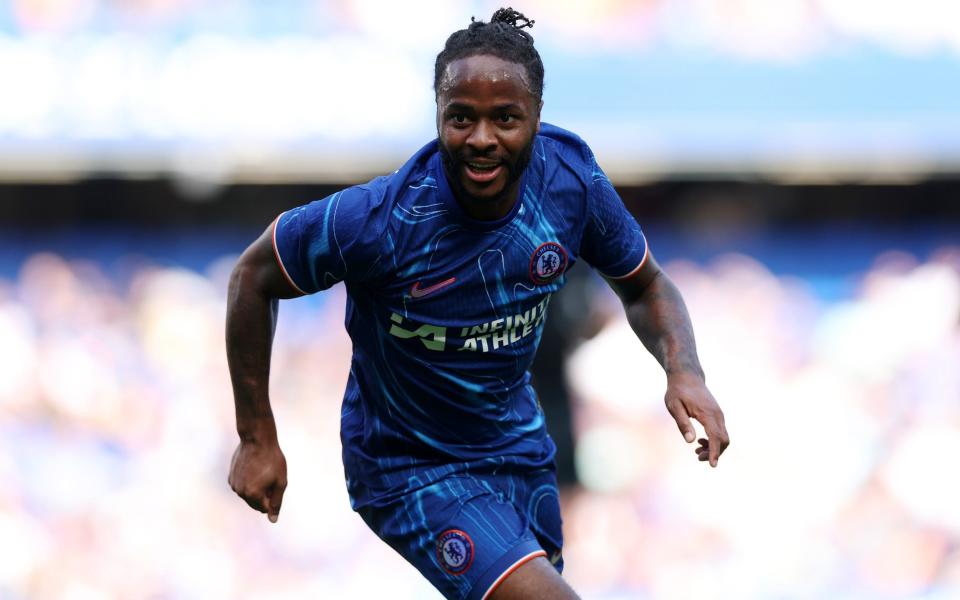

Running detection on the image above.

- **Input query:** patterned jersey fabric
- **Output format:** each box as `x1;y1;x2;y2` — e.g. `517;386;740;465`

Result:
273;123;647;509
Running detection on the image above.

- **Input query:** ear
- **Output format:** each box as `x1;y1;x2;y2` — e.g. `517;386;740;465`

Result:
536;100;543;133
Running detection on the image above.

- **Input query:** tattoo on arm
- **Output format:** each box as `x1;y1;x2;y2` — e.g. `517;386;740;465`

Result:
623;271;705;381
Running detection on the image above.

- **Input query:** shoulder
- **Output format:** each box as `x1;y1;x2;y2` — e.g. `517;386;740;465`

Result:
355;138;439;206
317;139;440;224
536;123;600;180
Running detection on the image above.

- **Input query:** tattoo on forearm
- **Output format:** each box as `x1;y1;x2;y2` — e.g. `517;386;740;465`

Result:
626;274;704;380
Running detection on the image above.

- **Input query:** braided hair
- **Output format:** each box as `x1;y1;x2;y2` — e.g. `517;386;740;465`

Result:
434;7;544;101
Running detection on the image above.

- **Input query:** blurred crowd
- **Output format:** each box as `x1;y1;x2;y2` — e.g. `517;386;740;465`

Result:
6;0;960;60
1;239;958;599
3;0;959;183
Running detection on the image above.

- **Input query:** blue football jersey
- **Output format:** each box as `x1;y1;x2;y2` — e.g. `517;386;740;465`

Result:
273;123;647;509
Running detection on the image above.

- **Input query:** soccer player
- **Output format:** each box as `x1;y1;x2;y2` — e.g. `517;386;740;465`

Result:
226;8;729;600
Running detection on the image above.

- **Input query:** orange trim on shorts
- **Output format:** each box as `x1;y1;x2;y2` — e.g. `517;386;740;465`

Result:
480;550;547;600
606;232;649;281
271;213;307;296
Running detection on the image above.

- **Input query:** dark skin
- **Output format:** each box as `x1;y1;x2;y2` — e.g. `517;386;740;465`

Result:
608;254;731;468
225;223;298;523
437;54;542;221
226;53;729;600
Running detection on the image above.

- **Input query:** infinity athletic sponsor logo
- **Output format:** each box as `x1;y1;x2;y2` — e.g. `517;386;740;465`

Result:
410;277;456;299
437;529;474;575
529;242;567;285
388;295;550;353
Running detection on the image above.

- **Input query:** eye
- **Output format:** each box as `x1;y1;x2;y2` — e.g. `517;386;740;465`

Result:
498;114;514;123
450;114;467;124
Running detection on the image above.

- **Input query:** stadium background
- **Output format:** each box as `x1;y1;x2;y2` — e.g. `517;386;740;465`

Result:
1;1;958;598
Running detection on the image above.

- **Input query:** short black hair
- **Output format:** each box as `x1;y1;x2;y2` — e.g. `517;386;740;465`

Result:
434;7;544;101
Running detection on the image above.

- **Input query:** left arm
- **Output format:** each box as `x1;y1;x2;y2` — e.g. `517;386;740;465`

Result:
606;252;730;467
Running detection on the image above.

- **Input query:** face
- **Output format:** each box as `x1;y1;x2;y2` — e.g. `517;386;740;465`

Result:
436;55;541;217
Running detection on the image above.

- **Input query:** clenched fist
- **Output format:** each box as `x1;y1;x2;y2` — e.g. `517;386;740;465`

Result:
228;440;287;523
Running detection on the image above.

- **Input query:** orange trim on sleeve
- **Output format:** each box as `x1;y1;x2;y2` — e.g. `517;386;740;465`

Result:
271;213;308;296
606;232;649;281
480;550;547;600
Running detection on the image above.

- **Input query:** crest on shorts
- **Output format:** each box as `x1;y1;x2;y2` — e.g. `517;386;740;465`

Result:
437;529;474;575
529;242;568;285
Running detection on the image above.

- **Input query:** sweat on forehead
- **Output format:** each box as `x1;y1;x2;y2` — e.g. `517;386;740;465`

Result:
433;8;545;101
437;56;534;98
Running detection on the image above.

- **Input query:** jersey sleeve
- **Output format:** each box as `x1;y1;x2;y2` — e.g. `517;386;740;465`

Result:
579;162;649;279
272;184;387;294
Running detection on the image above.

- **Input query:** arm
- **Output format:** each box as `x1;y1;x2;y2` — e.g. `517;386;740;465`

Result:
606;252;730;467
225;220;303;521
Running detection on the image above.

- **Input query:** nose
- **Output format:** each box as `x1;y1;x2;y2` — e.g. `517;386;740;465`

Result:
466;119;497;154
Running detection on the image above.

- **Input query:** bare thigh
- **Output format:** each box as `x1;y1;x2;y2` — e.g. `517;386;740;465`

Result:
487;556;579;600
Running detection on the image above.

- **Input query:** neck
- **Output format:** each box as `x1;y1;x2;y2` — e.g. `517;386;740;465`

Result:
439;157;524;222
454;180;521;222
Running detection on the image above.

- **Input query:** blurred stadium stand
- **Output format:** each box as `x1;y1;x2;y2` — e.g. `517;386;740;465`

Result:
2;1;960;599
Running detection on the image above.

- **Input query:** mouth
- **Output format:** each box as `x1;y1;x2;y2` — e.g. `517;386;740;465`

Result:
463;161;504;184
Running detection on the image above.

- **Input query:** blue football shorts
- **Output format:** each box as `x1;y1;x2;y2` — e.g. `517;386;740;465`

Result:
357;466;564;600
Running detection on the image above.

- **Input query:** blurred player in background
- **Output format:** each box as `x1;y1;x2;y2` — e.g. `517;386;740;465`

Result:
225;8;729;600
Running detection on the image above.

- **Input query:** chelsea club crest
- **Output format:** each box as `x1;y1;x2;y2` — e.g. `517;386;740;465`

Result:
529;242;568;285
437;529;474;575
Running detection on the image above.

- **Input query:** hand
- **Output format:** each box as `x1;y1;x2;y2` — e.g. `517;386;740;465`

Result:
664;372;730;467
228;439;288;522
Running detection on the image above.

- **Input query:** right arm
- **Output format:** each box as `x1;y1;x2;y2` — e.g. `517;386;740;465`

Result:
225;220;303;522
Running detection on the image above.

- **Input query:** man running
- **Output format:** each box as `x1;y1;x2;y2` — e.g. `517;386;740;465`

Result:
226;8;729;599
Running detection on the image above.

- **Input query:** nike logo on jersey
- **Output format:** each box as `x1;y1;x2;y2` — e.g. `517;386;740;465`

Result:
410;277;456;298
